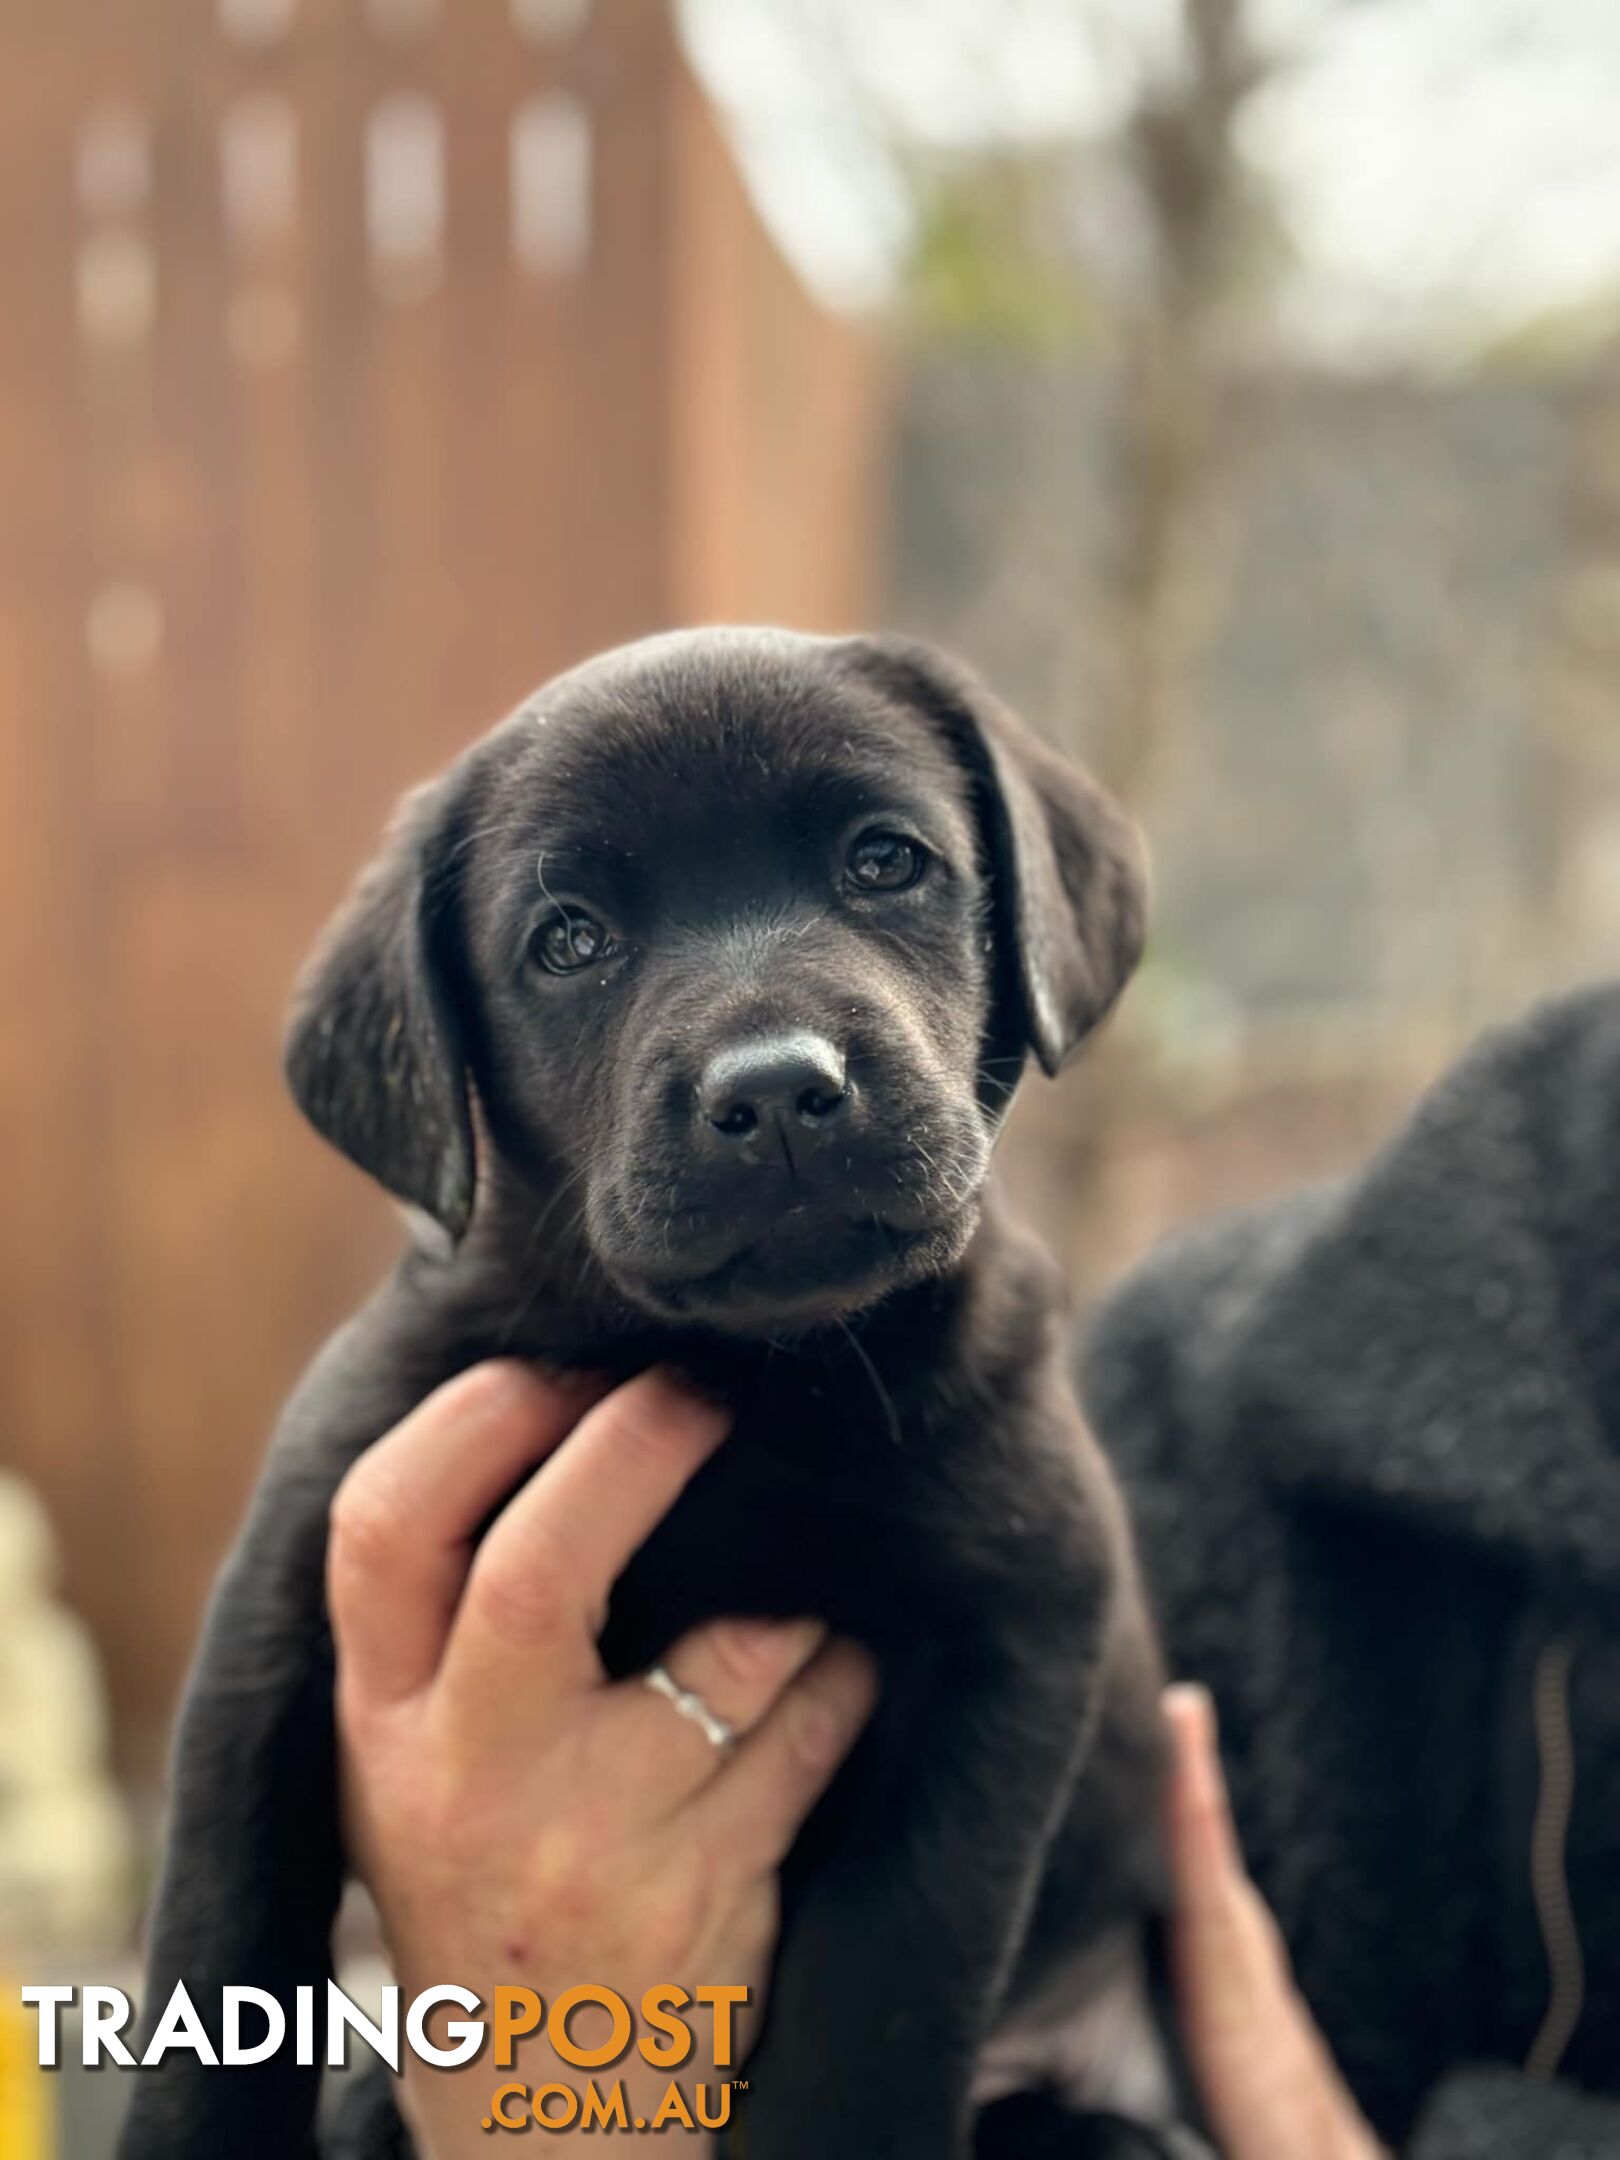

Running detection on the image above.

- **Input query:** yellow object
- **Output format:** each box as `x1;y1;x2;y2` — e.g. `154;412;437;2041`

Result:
0;1987;53;2160
0;1475;134;1953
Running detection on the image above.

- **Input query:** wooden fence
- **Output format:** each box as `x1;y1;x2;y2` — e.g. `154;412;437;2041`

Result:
0;0;881;1782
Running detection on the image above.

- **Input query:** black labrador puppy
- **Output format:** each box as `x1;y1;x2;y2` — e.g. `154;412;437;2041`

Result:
121;630;1201;2160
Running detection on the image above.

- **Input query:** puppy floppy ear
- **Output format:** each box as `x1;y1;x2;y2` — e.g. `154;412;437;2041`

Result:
283;775;476;1240
843;636;1148;1075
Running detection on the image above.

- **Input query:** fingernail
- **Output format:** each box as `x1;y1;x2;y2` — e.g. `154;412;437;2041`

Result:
791;1643;876;1767
720;1616;826;1678
1167;1684;1240;1866
789;1686;845;1769
1164;1680;1217;1751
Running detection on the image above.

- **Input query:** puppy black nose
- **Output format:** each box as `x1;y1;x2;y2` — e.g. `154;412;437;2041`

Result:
699;1031;849;1141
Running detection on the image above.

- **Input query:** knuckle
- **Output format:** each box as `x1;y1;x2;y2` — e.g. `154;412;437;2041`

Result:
596;1397;675;1473
558;1825;604;1896
525;1838;636;1966
333;1669;379;1748
632;1868;710;1972
598;1373;726;1466
472;1549;567;1646
527;1821;590;1902
327;1468;402;1583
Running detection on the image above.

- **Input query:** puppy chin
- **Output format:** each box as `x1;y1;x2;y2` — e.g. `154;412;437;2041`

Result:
601;1210;978;1339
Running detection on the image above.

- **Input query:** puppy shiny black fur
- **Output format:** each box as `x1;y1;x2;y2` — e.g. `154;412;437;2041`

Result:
120;630;1193;2160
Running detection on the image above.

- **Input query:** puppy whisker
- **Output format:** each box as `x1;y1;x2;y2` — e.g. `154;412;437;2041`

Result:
833;1314;904;1452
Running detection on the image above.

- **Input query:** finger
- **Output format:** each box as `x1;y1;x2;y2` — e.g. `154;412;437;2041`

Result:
1164;1685;1283;2028
693;1638;878;1875
437;1369;731;1729
1164;1683;1248;1920
1163;1688;1384;2160
328;1361;605;1705
605;1616;829;1813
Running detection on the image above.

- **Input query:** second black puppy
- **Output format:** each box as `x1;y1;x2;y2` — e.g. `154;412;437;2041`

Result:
123;630;1194;2159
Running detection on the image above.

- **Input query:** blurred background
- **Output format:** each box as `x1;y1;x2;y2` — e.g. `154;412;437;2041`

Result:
2;0;1619;2141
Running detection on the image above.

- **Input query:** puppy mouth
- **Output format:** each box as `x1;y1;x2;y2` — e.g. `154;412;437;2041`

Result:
606;1209;960;1333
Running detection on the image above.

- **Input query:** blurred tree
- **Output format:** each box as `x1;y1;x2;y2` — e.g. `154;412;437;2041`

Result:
1532;354;1620;982
907;150;1103;351
1037;0;1274;1285
885;0;1279;799
838;0;1282;1282
689;0;1620;1281
1099;0;1267;804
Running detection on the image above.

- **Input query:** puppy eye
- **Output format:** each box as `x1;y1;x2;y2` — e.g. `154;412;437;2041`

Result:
846;829;927;893
530;909;612;975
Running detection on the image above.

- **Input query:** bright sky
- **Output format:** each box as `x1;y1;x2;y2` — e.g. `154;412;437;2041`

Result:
680;0;1620;362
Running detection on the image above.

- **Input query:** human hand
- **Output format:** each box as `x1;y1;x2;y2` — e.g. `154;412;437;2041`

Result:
329;1361;878;2158
1163;1685;1389;2160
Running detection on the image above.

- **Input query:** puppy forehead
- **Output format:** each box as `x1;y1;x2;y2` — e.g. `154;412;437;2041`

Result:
487;642;973;851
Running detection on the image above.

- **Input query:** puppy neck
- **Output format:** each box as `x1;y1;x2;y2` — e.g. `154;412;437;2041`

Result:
403;1177;1055;1404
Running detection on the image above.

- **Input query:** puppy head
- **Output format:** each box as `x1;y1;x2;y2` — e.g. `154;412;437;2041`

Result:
285;630;1145;1335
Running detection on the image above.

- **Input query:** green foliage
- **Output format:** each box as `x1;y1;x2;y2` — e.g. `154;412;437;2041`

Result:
901;155;1101;351
1476;290;1620;377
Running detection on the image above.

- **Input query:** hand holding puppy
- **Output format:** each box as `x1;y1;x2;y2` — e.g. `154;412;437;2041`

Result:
330;1362;877;2157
